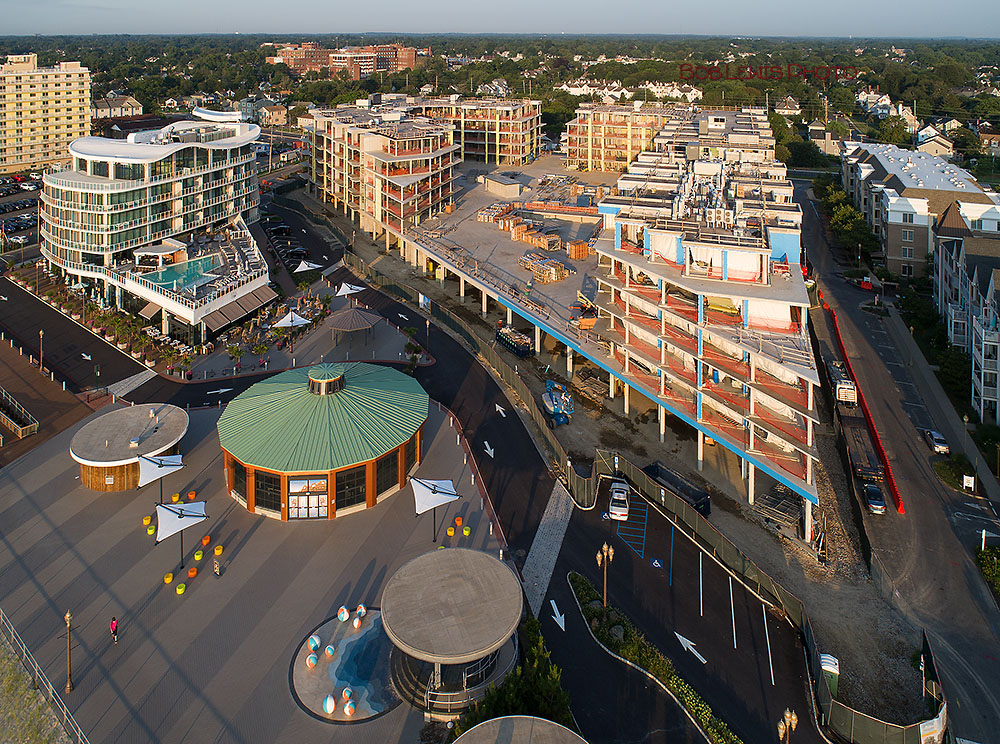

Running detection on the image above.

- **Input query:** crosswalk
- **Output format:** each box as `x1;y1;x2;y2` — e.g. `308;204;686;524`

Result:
105;369;156;399
521;481;575;617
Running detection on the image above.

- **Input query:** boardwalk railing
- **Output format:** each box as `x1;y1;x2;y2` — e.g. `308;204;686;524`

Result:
340;248;949;744
0;384;39;438
0;606;91;744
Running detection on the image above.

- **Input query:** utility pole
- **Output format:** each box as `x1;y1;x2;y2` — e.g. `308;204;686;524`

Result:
38;329;44;375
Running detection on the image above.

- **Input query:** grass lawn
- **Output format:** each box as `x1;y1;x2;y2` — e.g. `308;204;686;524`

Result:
976;546;1000;601
932;454;976;491
0;635;69;744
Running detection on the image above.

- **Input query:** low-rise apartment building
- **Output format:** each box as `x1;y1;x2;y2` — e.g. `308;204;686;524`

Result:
933;200;1000;423
91;95;143;120
311;107;459;237
266;42;422;80
0;53;91;174
842;143;996;277
565;102;773;172
40;109;273;343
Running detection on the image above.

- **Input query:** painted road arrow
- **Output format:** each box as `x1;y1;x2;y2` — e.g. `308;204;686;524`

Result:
398;313;409;321
550;599;565;631
496;403;506;418
206;388;234;395
484;441;495;458
675;632;707;664
81;353;91;361
0;295;7;301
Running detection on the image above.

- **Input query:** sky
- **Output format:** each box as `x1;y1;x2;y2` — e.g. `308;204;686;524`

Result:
4;0;1000;38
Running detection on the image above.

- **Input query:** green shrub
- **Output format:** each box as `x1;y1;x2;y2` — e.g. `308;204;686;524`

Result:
976;546;1000;597
932;454;974;491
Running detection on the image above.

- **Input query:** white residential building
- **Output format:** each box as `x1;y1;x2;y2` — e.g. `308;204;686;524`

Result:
40;109;274;343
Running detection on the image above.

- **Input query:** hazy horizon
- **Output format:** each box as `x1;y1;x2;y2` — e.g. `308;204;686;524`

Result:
4;0;1000;39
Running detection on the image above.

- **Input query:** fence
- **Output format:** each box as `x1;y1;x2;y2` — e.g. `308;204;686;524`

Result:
0;384;39;438
339;245;947;744
0;606;91;744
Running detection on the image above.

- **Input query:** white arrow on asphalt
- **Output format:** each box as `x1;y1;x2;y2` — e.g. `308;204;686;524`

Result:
496;403;506;418
398;313;409;321
81;353;91;361
206;388;234;395
0;295;7;301
675;632;707;664
484;441;495;458
550;599;565;631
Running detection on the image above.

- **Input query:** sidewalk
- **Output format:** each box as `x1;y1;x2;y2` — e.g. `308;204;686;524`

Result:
884;305;1000;504
185;287;413;381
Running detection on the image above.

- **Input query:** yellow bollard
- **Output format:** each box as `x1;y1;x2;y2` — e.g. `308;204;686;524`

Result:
214;544;223;556
171;493;180;503
146;525;155;535
142;515;151;526
194;550;203;562
164;572;173;584
175;583;186;595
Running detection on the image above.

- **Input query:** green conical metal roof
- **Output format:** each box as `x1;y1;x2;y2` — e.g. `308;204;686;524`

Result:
217;363;428;473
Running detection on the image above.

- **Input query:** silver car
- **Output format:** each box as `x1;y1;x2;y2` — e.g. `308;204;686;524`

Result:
609;481;629;522
923;430;950;455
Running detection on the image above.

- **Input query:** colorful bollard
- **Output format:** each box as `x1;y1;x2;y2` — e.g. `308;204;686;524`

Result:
322;694;337;715
342;686;353;701
352;615;361;630
305;653;318;669
146;525;156;535
308;635;321;652
175;583;186;595
337;606;349;622
163;572;173;584
194;549;203;562
324;644;335;658
142;515;151;526
356;604;367;618
344;699;356;716
214;544;223;556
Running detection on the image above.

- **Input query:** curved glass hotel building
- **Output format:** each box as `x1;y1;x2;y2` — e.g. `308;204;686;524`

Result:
40;109;275;342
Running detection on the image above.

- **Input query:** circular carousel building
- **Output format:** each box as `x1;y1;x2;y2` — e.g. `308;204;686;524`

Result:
382;548;523;719
70;404;189;492
217;362;428;520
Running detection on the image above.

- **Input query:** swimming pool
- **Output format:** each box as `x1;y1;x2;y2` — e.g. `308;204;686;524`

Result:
142;255;219;291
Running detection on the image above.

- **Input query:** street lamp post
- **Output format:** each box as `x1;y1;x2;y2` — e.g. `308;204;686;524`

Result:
777;708;797;743
38;329;44;375
64;611;73;694
596;542;614;623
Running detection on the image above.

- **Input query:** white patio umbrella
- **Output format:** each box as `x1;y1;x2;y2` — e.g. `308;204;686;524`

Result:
293;260;323;273
335;283;366;297
155;501;208;569
138;454;185;504
412;478;460;543
272;311;310;328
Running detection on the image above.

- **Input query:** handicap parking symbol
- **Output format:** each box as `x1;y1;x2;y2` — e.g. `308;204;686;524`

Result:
601;512;610;521
651;558;663;569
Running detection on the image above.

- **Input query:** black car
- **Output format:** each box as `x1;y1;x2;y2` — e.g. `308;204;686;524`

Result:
641;460;711;516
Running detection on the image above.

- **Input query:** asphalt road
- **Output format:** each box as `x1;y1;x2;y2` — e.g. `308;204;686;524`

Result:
796;179;1000;743
544;484;822;744
0;274;145;392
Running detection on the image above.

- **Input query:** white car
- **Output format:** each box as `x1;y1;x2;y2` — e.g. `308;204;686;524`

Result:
923;430;950;455
608;480;630;521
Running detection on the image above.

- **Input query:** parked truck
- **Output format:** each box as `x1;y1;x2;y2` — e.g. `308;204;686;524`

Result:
839;408;884;482
826;360;858;406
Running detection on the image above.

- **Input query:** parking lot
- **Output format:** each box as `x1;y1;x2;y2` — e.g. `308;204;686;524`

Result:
0;176;40;250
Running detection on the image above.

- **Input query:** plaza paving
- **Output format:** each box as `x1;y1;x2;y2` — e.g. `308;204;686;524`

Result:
0;399;499;744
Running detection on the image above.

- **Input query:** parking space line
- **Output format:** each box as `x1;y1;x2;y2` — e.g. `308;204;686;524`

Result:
699;552;703;616
763;603;774;686
729;576;737;649
616;500;648;559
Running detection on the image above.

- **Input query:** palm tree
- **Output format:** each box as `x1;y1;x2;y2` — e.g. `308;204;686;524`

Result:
163;348;178;372
230;347;246;370
252;342;269;355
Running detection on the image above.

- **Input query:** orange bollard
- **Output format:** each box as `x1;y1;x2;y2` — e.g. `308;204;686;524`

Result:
201;535;211;547
454;516;463;528
187;490;196;501
188;566;197;579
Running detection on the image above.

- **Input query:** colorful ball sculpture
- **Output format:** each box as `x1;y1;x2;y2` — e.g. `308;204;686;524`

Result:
322;695;337;715
344;699;356;717
352;615;361;630
308;634;321;652
337;606;349;622
342;686;353;701
324;644;335;658
305;653;318;669
356;604;367;617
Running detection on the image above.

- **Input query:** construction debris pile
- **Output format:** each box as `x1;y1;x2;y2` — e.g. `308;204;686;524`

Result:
495;321;533;357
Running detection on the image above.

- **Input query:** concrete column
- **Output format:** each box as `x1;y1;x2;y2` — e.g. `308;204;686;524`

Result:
697;431;704;471
658;405;665;443
804;500;813;542
161;310;169;336
566;348;574;378
747;463;756;505
623;383;630;415
535;325;542;353
460;276;466;300
385;232;390;250
609;371;615;398
506;306;513;325
481;290;488;317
